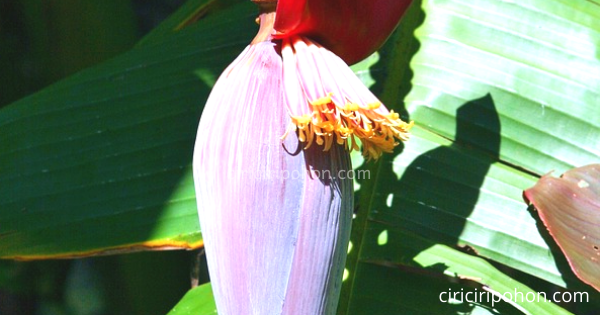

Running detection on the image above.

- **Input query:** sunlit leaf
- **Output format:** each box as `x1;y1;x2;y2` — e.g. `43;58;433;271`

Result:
167;283;217;315
341;0;600;313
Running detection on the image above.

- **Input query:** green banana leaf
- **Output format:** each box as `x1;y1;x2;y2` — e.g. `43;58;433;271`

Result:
0;0;255;259
340;0;599;313
167;282;217;315
2;0;599;313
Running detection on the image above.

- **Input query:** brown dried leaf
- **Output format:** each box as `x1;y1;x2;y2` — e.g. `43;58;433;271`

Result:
524;164;600;291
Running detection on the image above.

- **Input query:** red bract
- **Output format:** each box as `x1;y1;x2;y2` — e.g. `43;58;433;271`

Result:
274;0;413;64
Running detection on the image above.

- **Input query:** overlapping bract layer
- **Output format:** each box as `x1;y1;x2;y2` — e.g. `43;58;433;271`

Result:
193;1;413;314
281;36;413;160
193;40;353;315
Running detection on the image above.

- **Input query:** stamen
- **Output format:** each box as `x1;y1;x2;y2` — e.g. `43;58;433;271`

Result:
287;96;413;160
281;36;413;160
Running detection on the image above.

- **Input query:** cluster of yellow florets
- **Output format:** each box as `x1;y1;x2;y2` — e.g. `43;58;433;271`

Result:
287;93;413;160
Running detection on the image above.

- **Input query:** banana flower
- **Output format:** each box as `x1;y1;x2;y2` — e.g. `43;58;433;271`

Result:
193;0;412;314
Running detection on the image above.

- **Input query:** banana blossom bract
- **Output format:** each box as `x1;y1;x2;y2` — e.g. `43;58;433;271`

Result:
193;0;412;314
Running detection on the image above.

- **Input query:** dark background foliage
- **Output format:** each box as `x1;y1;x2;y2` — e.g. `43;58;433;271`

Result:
0;2;207;314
